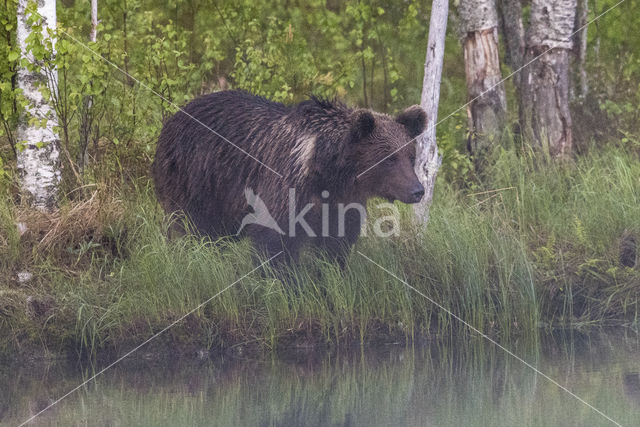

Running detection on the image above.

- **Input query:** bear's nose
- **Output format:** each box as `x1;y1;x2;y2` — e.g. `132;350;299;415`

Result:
411;185;425;202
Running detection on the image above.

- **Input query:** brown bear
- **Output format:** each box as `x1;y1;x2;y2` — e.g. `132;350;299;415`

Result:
152;90;426;268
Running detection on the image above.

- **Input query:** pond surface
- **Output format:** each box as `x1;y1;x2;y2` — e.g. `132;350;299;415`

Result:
2;330;640;426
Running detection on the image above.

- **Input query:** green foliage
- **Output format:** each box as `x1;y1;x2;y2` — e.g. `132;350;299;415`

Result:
0;0;638;189
1;0;449;189
435;111;475;186
231;17;331;102
0;0;20;151
581;0;640;146
1;0;640;357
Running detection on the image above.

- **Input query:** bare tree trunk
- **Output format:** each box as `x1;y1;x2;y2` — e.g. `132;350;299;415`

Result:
90;0;98;42
414;0;447;222
79;0;98;172
361;52;368;108
121;1;133;87
573;0;588;99
590;0;600;61
521;0;577;158
498;0;525;82
458;0;507;157
16;0;61;210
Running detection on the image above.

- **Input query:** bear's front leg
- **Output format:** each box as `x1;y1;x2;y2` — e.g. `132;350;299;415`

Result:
246;226;304;285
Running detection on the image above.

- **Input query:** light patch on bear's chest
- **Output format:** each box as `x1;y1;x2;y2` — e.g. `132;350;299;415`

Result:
291;135;316;175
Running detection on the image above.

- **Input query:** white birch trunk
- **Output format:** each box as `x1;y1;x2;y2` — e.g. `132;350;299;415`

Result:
413;0;447;222
90;0;98;42
79;0;98;170
16;0;61;210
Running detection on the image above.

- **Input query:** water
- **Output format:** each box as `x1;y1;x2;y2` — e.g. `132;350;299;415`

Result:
2;330;640;426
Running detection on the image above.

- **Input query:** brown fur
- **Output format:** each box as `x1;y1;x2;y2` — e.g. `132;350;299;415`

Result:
152;90;426;267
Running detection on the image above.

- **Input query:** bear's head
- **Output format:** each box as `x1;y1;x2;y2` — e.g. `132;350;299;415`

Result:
351;105;427;204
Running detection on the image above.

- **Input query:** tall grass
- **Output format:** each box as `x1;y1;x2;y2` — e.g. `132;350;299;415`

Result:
485;146;640;323
0;146;638;357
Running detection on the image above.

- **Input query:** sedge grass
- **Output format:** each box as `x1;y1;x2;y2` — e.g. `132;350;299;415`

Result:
0;145;638;357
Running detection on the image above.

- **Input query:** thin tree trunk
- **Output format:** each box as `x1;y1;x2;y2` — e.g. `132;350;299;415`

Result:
414;0;447;222
590;0;600;61
90;0;97;42
498;0;525;140
122;3;132;86
361;52;368;108
375;29;390;109
498;0;525;80
458;0;507;158
16;0;61;210
521;0;577;158
79;0;98;173
370;54;375;108
2;0;18;159
573;0;588;99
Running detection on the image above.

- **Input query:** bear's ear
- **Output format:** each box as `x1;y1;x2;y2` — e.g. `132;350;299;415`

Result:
396;105;427;138
350;110;376;142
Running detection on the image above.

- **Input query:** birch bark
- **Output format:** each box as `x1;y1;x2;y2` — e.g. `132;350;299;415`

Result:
16;0;61;209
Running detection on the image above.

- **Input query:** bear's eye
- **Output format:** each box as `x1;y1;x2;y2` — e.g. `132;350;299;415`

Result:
409;154;416;163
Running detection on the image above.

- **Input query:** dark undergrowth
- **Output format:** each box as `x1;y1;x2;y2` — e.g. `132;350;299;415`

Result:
0;145;638;360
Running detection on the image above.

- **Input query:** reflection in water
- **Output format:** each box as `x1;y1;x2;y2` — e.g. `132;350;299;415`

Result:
624;373;640;407
2;330;640;426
